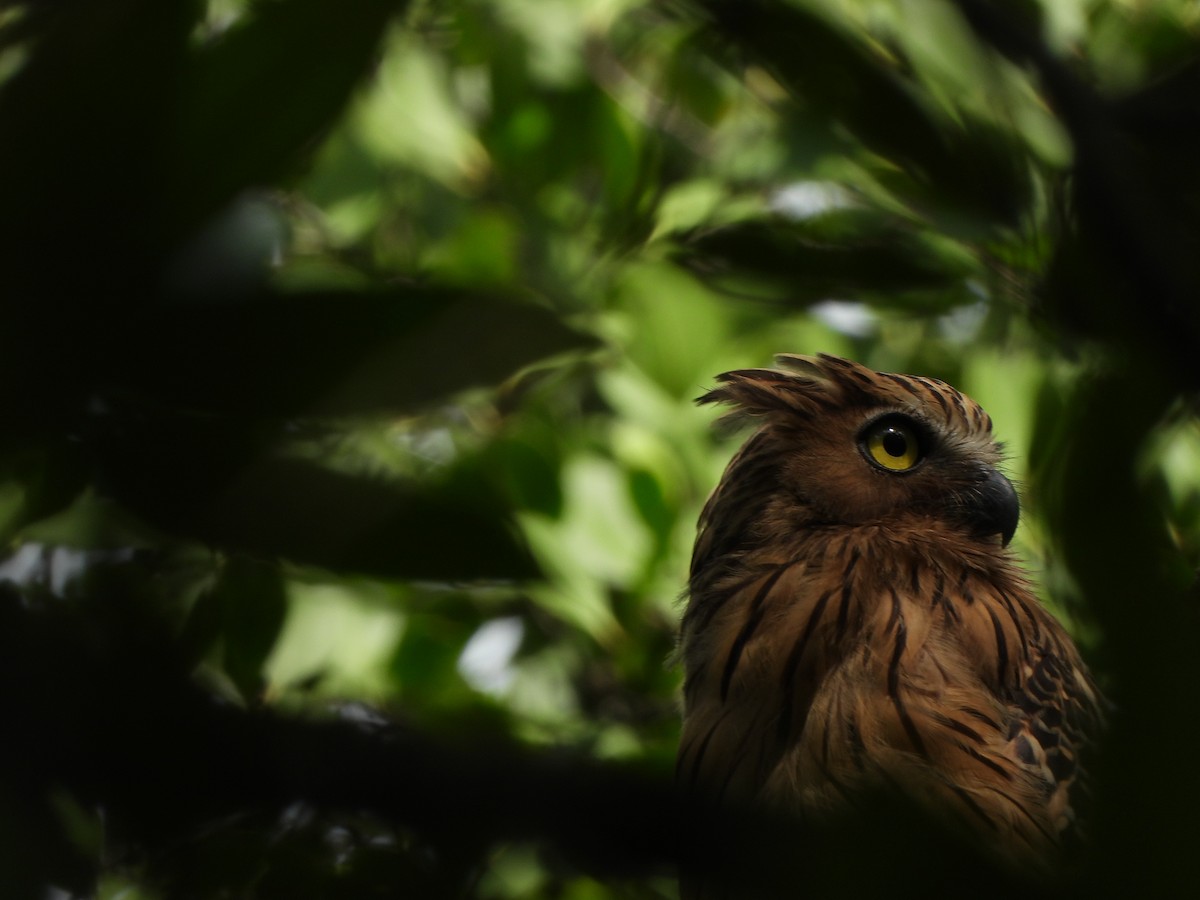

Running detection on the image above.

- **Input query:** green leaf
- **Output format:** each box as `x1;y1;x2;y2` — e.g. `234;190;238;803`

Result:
486;437;564;518
612;263;729;398
0;445;87;544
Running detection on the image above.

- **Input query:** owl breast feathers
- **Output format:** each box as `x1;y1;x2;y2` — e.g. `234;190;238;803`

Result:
677;354;1103;876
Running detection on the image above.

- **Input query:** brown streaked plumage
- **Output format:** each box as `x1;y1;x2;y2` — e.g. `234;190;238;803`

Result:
678;354;1102;888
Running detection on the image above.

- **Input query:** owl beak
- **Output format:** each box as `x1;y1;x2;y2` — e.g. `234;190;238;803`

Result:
970;468;1020;547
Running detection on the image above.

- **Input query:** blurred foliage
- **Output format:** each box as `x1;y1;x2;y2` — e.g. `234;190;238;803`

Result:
2;0;1200;897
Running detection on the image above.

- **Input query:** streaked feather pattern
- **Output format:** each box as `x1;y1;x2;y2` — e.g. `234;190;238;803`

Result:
678;354;1103;889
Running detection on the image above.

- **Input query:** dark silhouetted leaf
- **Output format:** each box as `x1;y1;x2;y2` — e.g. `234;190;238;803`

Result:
92;417;537;579
698;0;1032;224
184;457;537;580
210;557;289;700
675;217;967;304
0;0;196;290
0;1;197;437
101;289;593;418
173;0;409;231
80;393;538;579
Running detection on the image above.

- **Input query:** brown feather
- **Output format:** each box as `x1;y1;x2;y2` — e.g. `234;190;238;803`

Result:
678;354;1103;893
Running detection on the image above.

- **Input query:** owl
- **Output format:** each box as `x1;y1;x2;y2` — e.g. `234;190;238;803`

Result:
677;354;1103;888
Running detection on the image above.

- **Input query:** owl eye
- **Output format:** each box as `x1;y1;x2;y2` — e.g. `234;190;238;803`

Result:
862;418;922;472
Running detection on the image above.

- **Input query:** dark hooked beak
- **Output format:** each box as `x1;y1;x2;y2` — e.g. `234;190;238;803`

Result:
967;468;1020;547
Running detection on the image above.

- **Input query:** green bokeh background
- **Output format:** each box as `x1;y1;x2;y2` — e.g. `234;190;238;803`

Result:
3;0;1200;896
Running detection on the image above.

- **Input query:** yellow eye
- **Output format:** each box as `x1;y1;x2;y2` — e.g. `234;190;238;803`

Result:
864;420;921;472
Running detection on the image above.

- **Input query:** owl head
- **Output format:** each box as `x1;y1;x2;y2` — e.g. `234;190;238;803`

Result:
695;354;1019;571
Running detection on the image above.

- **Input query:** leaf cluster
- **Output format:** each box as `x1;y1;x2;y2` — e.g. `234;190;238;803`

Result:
2;0;1200;897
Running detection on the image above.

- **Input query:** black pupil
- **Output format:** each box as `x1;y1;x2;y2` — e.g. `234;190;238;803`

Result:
882;428;907;458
